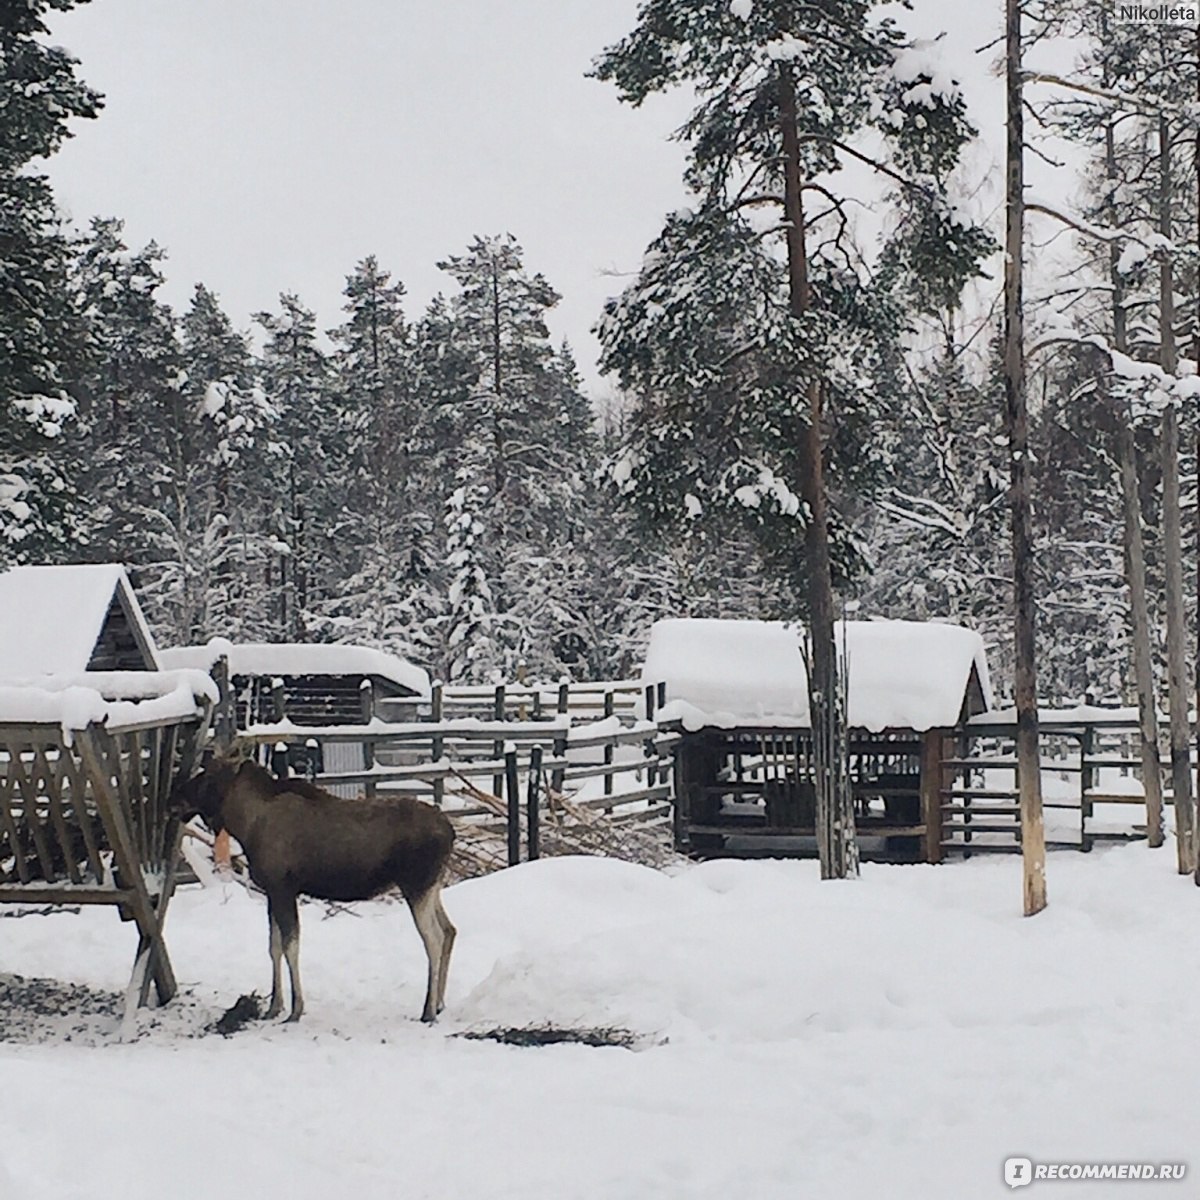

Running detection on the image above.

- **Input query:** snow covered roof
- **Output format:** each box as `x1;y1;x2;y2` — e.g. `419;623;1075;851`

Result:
0;563;160;680
0;669;217;739
158;639;430;698
642;618;992;733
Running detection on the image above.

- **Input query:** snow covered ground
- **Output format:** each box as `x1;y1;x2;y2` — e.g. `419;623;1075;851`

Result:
3;841;1198;1199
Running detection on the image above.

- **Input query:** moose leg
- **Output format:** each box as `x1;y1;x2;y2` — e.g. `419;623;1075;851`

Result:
275;892;304;1022
265;891;303;1021
409;890;444;1023
265;900;285;1019
433;888;456;1015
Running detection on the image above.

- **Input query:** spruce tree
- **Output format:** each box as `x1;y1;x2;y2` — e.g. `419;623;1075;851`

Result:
180;283;280;639
255;293;332;639
0;0;100;563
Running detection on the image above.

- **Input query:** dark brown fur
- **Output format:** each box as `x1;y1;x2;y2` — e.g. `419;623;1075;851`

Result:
174;758;456;1023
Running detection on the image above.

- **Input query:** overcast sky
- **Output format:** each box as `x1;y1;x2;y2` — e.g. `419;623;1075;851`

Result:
45;0;695;395
43;1;1073;398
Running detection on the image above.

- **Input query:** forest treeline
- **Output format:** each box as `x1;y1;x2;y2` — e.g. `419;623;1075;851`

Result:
1;0;1195;704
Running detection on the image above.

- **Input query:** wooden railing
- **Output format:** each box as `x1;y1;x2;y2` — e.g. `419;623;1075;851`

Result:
943;712;1157;855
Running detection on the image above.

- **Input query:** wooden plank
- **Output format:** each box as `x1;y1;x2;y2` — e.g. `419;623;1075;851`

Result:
29;741;83;885
77;727;177;1006
0;886;134;905
687;822;927;837
921;731;944;865
573;785;671;810
940;788;1021;800
941;803;1020;815
59;742;106;882
0;758;32;883
127;728;147;867
5;739;56;880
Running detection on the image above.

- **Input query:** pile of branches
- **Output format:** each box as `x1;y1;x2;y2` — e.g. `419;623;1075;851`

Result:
445;772;679;883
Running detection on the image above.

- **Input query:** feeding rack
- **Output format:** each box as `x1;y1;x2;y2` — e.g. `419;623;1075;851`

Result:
0;673;213;1021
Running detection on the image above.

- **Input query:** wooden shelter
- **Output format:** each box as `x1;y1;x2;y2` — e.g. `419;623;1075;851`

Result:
0;563;160;675
160;641;429;726
644;618;992;864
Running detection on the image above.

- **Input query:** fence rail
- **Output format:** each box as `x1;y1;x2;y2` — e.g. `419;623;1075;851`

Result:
942;717;1158;855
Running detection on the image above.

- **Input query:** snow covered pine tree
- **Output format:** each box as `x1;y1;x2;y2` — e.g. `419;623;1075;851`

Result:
594;0;991;878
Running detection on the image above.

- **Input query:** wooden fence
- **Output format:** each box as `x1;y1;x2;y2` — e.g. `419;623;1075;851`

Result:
942;712;1154;855
227;673;677;874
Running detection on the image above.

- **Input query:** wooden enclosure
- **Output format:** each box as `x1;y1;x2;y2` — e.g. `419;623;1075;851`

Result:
0;709;209;1016
666;709;1154;862
668;724;951;863
231;677;676;874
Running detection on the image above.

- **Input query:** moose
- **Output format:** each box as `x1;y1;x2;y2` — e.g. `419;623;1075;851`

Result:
173;756;456;1023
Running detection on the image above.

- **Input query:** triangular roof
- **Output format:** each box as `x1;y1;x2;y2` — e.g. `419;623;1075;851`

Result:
642;617;992;733
0;564;160;679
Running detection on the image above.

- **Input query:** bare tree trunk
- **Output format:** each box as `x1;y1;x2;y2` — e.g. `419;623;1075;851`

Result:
1117;418;1166;845
1156;115;1195;873
779;63;857;879
1005;0;1046;915
1162;407;1194;869
1105;114;1165;848
1194;23;1200;883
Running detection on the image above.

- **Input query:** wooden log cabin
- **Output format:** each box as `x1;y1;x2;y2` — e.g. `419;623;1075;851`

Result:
643;618;992;864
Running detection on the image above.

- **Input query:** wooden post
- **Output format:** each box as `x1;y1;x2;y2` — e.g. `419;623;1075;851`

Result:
1080;724;1095;851
270;678;287;724
1004;0;1046;915
603;690;615;799
920;731;944;865
271;742;289;780
431;681;445;809
527;745;542;861
650;683;667;789
492;683;506;805
504;747;520;867
359;679;376;799
211;653;234;875
551;679;569;793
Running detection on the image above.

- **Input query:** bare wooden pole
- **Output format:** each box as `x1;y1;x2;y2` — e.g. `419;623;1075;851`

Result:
1005;0;1046;915
1194;22;1200;884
